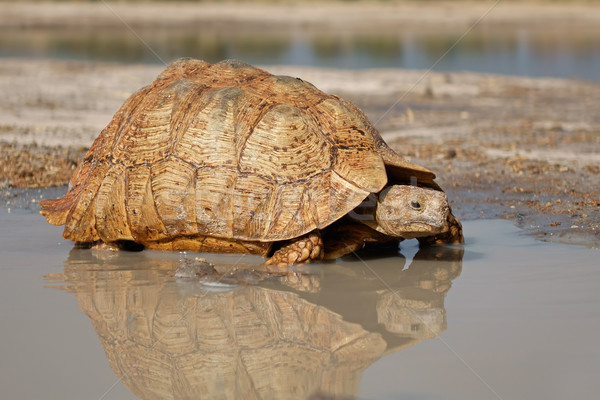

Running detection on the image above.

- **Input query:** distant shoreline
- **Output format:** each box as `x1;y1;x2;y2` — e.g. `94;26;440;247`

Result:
2;1;600;29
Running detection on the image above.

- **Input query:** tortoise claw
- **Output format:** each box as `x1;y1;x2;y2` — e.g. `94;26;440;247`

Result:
418;212;464;246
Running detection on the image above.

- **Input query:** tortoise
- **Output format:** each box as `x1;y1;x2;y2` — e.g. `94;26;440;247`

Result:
40;59;463;266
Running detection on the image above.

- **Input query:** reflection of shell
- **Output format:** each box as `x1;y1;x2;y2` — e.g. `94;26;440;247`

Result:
123;289;385;399
54;245;462;399
63;262;384;398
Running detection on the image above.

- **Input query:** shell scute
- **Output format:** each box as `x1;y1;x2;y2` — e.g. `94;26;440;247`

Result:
174;86;247;168
263;183;317;240
317;98;387;193
63;162;111;242
91;85;155;165
211;59;270;83
232;174;277;240
195;166;237;238
150;156;198;237
95;163;133;242
125;165;168;242
239;104;331;184
113;98;175;167
308;171;370;229
262;74;324;107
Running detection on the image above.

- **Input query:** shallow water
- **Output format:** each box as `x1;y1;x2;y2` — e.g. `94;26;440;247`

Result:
2;25;600;80
1;208;599;399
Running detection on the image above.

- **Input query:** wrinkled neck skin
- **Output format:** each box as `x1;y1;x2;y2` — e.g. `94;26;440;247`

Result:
352;185;450;239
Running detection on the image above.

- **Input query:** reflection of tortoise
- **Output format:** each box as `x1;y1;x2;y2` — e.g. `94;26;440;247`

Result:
53;246;462;400
41;59;463;265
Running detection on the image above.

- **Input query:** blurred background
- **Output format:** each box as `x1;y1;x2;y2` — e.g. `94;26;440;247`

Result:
2;0;600;80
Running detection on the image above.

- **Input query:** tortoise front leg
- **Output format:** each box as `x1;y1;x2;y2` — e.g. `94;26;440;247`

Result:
265;231;324;267
418;211;464;246
322;222;398;260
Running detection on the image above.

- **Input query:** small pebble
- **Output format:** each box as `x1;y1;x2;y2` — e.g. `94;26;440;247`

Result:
443;149;457;159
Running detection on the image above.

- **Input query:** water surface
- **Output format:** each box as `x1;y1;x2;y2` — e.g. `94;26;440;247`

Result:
2;25;600;80
0;207;599;399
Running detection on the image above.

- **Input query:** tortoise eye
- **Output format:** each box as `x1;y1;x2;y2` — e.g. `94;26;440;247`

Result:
410;200;422;210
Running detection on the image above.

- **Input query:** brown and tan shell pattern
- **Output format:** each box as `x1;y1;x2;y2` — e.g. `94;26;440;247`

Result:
40;59;435;247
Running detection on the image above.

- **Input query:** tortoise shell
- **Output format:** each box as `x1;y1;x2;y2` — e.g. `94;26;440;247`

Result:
40;59;436;246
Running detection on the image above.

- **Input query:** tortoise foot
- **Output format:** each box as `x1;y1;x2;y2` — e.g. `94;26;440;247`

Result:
265;231;324;267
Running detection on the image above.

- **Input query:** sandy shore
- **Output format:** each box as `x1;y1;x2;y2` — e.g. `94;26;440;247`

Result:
3;1;600;29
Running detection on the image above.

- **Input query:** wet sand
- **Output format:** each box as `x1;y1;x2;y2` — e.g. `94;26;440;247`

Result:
1;1;599;248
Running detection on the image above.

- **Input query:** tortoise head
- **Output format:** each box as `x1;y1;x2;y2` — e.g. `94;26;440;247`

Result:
374;185;449;238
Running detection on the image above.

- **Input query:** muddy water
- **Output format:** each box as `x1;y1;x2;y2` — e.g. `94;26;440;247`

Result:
0;208;599;399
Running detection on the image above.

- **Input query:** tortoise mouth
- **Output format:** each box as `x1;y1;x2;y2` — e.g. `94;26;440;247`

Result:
384;220;447;239
403;222;444;239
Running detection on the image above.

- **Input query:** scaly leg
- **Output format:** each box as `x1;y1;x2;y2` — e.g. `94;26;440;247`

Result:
322;222;398;260
265;231;324;267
